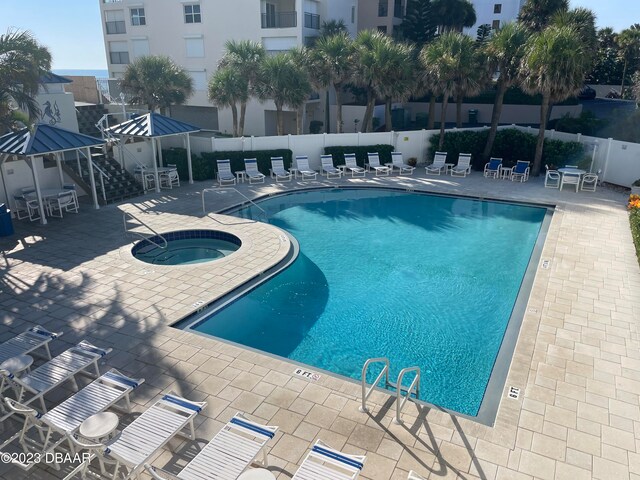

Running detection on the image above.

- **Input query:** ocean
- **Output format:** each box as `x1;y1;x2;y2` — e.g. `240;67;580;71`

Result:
53;69;109;79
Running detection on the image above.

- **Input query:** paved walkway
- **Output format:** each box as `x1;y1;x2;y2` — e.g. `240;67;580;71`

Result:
0;171;638;479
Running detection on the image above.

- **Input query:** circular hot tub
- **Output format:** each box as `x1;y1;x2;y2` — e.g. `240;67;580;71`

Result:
132;229;241;266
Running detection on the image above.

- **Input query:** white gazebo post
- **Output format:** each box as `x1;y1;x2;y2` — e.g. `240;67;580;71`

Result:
85;147;100;210
55;152;65;187
151;138;160;193
27;156;47;225
186;133;194;184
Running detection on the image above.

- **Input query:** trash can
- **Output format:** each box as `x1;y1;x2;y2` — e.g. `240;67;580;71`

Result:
0;203;14;237
468;109;478;125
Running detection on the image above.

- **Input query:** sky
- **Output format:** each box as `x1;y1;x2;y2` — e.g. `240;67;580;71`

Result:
0;0;638;71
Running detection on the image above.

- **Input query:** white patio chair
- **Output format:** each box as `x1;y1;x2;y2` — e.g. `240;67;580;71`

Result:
510;160;530;182
365;153;391;176
0;340;112;420
321;155;342;179
47;191;79;218
343;153;366;177
425;151;447;175
13;194;41;221
483;158;502;179
391;152;415;175
2;369;144;471
450;153;472;177
0;325;61;364
216;159;237;186
581;173;598;192
292;440;366;480
145;412;278;480
67;392;206;480
560;172;581;192
294;156;318;180
270;156;292;182
160;164;180;189
244;158;266;184
134;165;156;191
544;165;560;188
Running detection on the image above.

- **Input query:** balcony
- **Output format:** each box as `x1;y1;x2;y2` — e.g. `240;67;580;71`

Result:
261;11;297;28
304;13;320;30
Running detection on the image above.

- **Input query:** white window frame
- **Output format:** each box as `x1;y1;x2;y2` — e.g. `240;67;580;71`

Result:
184;4;201;23
130;7;146;26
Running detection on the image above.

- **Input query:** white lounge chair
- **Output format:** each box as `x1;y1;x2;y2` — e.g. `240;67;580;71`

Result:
365;153;391;176
0;340;112;420
450;153;472;177
244;158;266;184
544;165;560;188
1;369;143;471
67;392;206;480
145;412;278;480
425;151;447;175
321;155;342;179
293;440;366;480
510;160;530;182
216;159;237;186
294;156;318;180
343;153;366;177
581;172;598;192
483;158;502;179
391;152;415;175
270;156;292;182
0;325;61;364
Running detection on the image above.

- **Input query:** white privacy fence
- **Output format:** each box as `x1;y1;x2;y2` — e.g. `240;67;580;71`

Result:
163;126;640;187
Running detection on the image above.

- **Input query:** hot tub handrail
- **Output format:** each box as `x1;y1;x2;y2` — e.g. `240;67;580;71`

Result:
123;212;168;249
202;187;268;221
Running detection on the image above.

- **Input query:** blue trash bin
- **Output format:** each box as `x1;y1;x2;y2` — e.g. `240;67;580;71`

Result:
0;203;15;237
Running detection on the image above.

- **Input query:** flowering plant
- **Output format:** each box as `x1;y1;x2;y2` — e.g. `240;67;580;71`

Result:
629;194;640;210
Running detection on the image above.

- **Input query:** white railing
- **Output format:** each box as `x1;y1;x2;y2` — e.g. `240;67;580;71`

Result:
359;358;390;413
123;212;167;249
394;366;421;425
77;149;110;202
201;187;268;222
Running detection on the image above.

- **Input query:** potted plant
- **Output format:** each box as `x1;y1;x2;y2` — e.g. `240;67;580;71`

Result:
408;157;418;167
632;179;640;195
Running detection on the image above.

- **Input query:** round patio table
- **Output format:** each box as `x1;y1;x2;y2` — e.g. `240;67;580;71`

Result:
237;468;276;480
557;168;586;175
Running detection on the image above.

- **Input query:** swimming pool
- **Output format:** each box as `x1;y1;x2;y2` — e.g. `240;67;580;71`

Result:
184;188;549;420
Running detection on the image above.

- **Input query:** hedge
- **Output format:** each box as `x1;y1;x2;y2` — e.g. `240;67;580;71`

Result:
162;148;293;180
427;128;586;171
324;144;394;167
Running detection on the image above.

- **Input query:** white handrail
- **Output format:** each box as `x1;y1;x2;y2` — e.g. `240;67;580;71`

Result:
359;357;390;413
201;187;268;221
394;366;421;425
123;212;168;250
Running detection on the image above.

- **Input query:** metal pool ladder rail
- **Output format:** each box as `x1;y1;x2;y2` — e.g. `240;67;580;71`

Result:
123;212;167;249
360;357;421;425
202;187;268;221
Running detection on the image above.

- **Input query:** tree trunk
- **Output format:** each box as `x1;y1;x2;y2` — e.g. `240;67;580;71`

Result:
238;102;247;137
276;103;284;136
532;94;550;177
438;94;450;150
456;92;463;128
621;59;628;96
325;90;330;133
159;107;167;116
296;105;304;135
335;84;344;133
385;97;393;132
362;88;375;133
231;104;238;137
482;80;507;161
428;95;436;129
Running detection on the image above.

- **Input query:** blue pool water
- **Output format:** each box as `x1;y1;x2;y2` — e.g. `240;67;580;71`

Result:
191;189;546;416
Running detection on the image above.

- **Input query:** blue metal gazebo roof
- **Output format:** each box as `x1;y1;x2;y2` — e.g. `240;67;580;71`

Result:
0;124;105;156
105;112;200;138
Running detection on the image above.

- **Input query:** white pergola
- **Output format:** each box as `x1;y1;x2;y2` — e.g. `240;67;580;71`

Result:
0;124;106;225
104;113;200;193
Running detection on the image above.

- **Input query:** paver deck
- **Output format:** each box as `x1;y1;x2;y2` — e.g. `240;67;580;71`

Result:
0;171;638;480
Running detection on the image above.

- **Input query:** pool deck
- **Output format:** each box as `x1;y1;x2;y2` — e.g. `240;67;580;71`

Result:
0;170;639;480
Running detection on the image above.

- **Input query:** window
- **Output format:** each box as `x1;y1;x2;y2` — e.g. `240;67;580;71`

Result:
105;10;126;34
393;0;403;18
109;41;129;64
131;38;149;58
493;4;502;14
130;8;146;26
377;25;388;33
185;37;204;57
492;19;500;30
378;0;388;17
184;4;201;23
351;6;355;23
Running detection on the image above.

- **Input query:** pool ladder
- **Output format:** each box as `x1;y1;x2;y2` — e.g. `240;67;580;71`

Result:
359;357;421;425
123;212;167;249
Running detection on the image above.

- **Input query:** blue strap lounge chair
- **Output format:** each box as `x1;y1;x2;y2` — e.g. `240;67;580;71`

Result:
244;158;266;184
0;326;61;364
321;155;342;179
216;159;236;186
483;157;502;179
511;160;530;182
425;151;447;175
343;153;366;177
293;440;366;479
391;152;415;175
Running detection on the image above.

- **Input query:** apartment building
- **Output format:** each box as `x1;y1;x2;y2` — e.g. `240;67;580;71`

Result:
99;0;356;135
463;0;525;35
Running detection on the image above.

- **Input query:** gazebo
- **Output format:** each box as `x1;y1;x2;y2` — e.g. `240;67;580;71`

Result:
105;113;200;193
0;124;106;225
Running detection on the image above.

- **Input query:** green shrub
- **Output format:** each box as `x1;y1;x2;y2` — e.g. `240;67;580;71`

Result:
324;144;394;167
630;207;640;266
427;128;584;170
548;111;608;136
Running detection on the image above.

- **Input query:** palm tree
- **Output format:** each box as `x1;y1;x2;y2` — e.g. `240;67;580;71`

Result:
287;46;314;134
452;36;484;127
431;0;476;34
0;29;52;132
256;53;311;136
320;20;348;38
518;0;569;32
352;30;387;132
311;32;355;133
218;40;265;136
120;56;193;115
520;25;589;176
632;71;640;103
482;22;528;160
208;67;248;137
396;0;437;46
617;27;640;96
